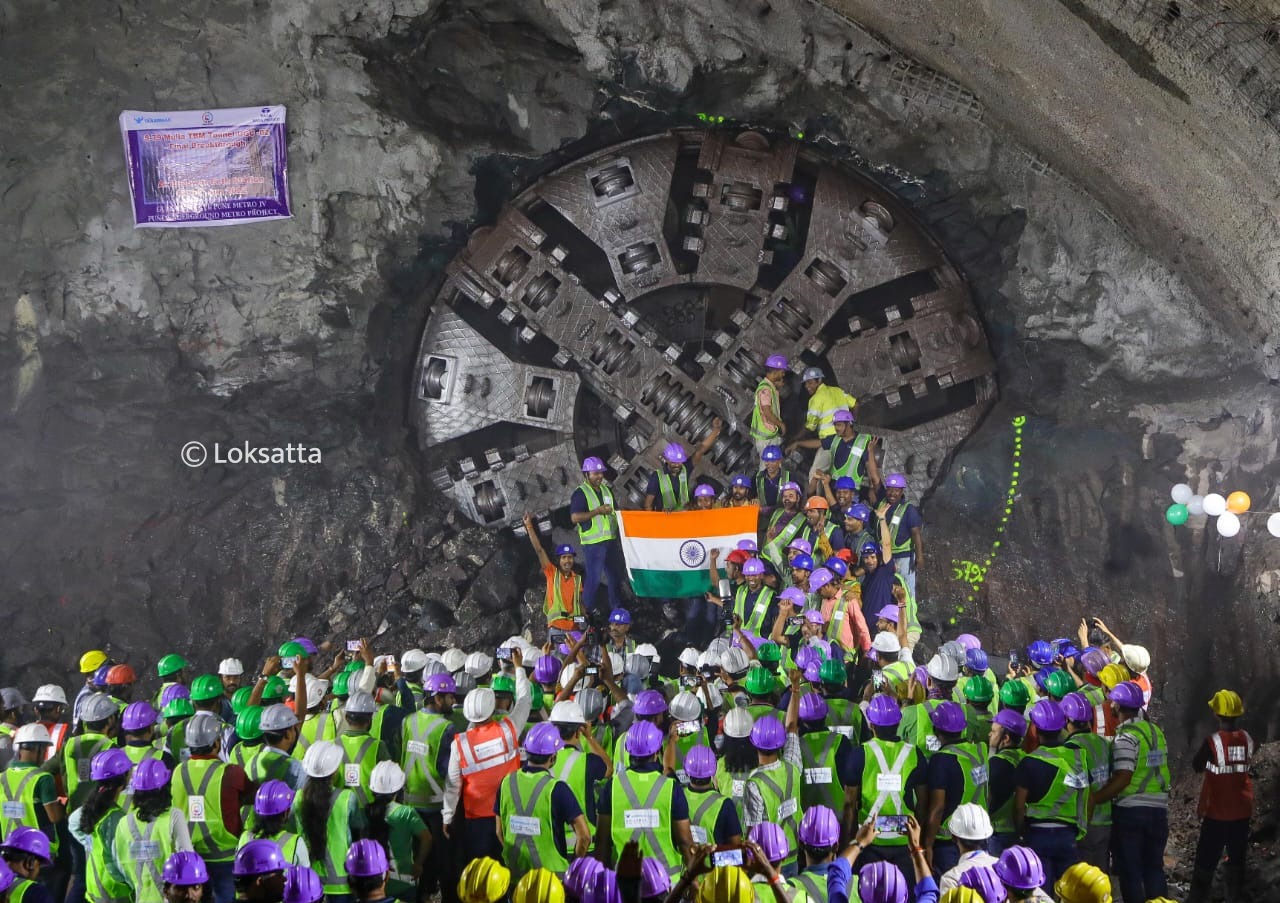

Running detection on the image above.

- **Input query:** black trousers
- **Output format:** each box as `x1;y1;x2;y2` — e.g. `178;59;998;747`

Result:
1188;817;1249;902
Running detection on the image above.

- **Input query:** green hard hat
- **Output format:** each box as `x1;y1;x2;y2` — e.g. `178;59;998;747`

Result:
343;660;363;675
491;675;516;695
278;641;307;660
1043;669;1074;701
157;654;189;678
530;683;545;712
332;671;351;697
757;642;782;664
819;658;846;687
963;675;994;704
744;667;775;697
190;674;223;702
999;679;1031;708
162;698;195;719
261;676;288;702
236;705;264;742
230;687;254;715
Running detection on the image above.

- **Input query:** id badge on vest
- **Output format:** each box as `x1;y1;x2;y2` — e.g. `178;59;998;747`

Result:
1;801;23;819
690;825;709;844
876;773;903;793
78;759;92;781
804;767;832;785
778;798;798;820
130;840;161;861
344;763;362;787
188;795;206;823
970;764;989;787
509;815;541;836
1146;749;1166;767
406;741;427;757
624;809;660;829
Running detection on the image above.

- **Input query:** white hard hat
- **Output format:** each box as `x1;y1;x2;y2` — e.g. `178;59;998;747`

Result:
549;700;586;725
14;723;51;745
576;688;605;723
872;632;901;654
80;692;119;723
369;761;407;795
1121;644;1151;673
464;652;493;678
400;649;429;673
423;652;442;663
185;711;222;748
678;648;700;669
723;707;754;739
345;691;377;715
463;688;496;723
32;685;67;706
302;740;344;778
218;658;244;677
441;649;466;673
947;803;994;841
706;637;731;656
926;654;959;683
635;643;660;663
260;704;299;732
669;691;702;722
624;654;651;679
561;663;580;690
697;650;720;671
802;367;824;382
720;648;750;676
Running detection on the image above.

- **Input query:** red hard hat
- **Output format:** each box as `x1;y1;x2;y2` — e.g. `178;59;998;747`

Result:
726;549;751;565
834;548;854;562
106;664;137;685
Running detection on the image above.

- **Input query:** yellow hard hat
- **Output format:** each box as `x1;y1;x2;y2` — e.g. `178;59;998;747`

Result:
1054;862;1112;903
457;857;510;903
1098;663;1127;689
512;869;564;903
696;866;753;903
1208;689;1244;718
939;890;985;903
79;650;108;674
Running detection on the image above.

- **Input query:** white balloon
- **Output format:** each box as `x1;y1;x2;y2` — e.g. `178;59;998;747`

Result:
1187;495;1205;516
1216;511;1241;538
1268;513;1280;538
1203;493;1228;517
1170;483;1193;505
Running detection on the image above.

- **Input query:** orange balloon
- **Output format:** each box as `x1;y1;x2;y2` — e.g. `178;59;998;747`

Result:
1227;491;1251;514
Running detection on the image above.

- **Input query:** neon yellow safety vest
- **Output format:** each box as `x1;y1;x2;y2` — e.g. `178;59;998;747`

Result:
763;510;806;570
64;733;113;810
401;711;450;808
86;807;130;903
933;743;989;839
553;749;591;849
734;585;776;635
498;769;569;881
895;574;921;635
714;760;752;808
1024;746;1089;837
750;379;781;441
885;502;916;556
172;758;238;861
237;828;303;864
655;468;689;511
1065;732;1112;827
294;711;338;760
748;761;802;868
687;787;730;846
0;765;57;855
576;482;617;544
825;698;863;741
247;747;297;787
799;732;844;811
788;869;832;903
112;808;180;903
1116;720;1171;799
335;732;383;803
805;384;857;437
229;741;261;774
989;749;1025;834
755;468;793;504
294;788;355;894
829;434;871;484
611;770;681;875
860;738;919;846
121;744;164;767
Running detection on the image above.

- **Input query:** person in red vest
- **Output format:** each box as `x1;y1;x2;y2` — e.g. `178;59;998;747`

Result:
442;651;532;864
1187;689;1254;903
31;686;70;763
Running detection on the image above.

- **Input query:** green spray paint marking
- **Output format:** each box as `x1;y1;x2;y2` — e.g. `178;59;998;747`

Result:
948;414;1025;624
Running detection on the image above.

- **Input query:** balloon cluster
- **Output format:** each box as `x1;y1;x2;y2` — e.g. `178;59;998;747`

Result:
1166;484;1280;538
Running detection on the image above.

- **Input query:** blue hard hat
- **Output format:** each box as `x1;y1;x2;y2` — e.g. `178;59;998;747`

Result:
859;542;881;558
833;476;857;491
554;544;575;557
760;445;784;462
790;553;814;571
824;557;848;578
731;475;752;489
608;608;631;625
845;503;872;522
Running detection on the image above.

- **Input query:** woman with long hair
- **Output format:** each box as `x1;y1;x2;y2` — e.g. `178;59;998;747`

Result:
69;749;133;903
715;709;759;807
112;759;193;903
241;781;308;866
362;763;428;901
296;742;364;903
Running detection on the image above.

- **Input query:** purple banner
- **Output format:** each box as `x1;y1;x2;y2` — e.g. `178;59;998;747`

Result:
119;106;292;228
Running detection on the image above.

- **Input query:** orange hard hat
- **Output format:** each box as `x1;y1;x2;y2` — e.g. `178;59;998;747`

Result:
805;496;829;510
106;664;137;686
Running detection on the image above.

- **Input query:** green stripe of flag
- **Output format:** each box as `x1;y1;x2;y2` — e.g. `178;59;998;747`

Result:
630;567;721;599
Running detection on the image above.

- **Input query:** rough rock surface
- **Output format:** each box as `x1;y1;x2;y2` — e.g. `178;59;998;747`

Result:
2;3;1278;869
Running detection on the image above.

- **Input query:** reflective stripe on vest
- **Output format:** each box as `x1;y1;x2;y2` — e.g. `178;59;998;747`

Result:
577;483;617;544
829;434;870;483
749;763;801;864
886;502;913;555
337;734;378;801
656;468;689;512
554;749;589;844
689;789;728;845
612;770;680;875
295;712;338;760
456;719;520;819
750;379;781;441
735;585;776;635
401;712;449;807
0;768;45;845
763;511;805;570
1207;730;1254;775
1116;721;1171;798
755;469;792;506
175;760;237;860
789;871;829;903
800;732;842;811
117;808;174;902
989;749;1025;834
862;740;916;844
247;747;295;786
1065;732;1112;827
499;770;566;877
87;808;129;903
545;571;583;622
315;789;354;892
65;734;112;808
934;743;989;838
1024;747;1088;834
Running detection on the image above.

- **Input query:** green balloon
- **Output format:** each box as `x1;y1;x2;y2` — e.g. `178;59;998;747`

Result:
1166;503;1190;526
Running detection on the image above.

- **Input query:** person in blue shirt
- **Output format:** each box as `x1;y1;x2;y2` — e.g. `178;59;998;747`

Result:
643;422;722;512
827;818;939;903
879;476;924;599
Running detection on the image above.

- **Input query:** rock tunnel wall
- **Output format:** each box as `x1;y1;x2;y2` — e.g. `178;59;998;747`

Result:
1;0;1278;754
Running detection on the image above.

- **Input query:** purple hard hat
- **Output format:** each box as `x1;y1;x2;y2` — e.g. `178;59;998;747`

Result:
958;864;1007;901
283;866;323;903
159;684;191;708
779;587;807;608
533;655;561;685
799;692;829;722
995;846;1046;891
780;481;803;495
425;673;457;695
661;442;688;464
803;610;826;626
858;861;908;903
866;694;902;727
1029;699;1067;733
1108;681;1145;709
292;637;320;657
956;633;982;651
965;648;990;673
765;354;789;370
882;474;907;490
90;748;132;781
929;701;967;734
803;661;823;683
344;839;389;878
750;715;786;751
1027;640;1055;667
795;646;823;672
584;870;621;903
581;456;606;473
737;538;759;552
633;689;668;717
555;544;575;558
121;701;159;733
876;605;900;624
524;722;565;756
824;557;849;578
799;805;841;848
625;721;665;758
1061;692;1093;724
791;553;815;572
832;409;854;423
787;537;813;555
912;665;930;688
0;827;52;865
741;557;766;577
565;857;606;898
0;863;15;895
1080;648;1110;676
163;852;209;887
254;780;296;818
993;708;1028;737
694;484;716;498
748;822;790;864
846;503;872;522
131;758;172;793
683;745;718;781
808;568;835;592
232;839;287;877
639;858;671;900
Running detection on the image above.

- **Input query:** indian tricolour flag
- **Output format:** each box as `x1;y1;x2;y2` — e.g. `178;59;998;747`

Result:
617;507;759;597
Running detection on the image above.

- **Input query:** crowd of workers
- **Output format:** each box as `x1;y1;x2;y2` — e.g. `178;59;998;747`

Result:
0;358;1253;903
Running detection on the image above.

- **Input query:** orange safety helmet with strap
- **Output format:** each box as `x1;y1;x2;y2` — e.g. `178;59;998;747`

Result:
453;718;521;819
1198;729;1254;822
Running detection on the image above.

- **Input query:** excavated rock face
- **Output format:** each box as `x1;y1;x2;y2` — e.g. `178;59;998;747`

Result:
1;0;1276;767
